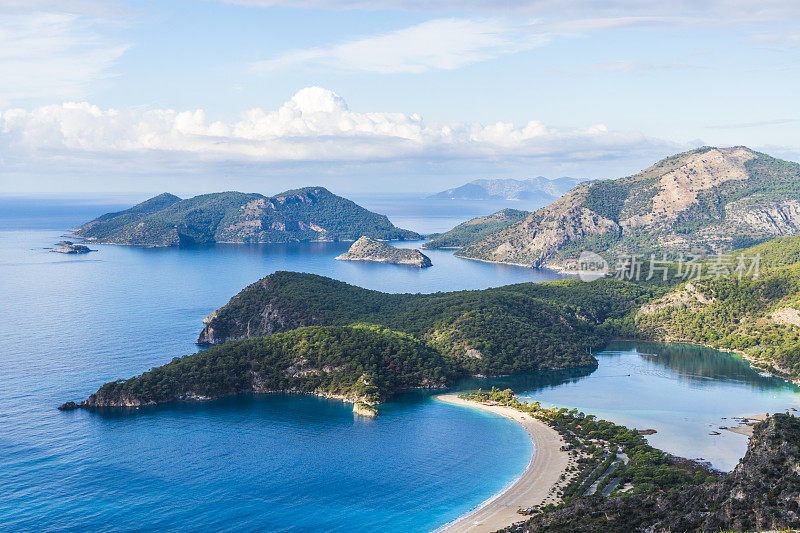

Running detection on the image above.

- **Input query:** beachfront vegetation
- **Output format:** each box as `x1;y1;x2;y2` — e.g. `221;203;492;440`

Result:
460;388;716;503
510;413;800;532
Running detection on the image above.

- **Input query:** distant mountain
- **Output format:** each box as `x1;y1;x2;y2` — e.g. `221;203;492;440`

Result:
71;187;420;246
429;177;584;201
456;146;800;268
423;208;529;249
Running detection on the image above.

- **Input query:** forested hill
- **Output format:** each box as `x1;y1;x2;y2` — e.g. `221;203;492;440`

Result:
423;208;528;249
197;271;656;376
636;234;800;380
63;273;654;410
74;325;459;409
71;187;420;246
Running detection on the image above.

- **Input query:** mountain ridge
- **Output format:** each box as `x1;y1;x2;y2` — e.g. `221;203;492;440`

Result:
456;146;800;269
71;187;420;246
429;176;583;201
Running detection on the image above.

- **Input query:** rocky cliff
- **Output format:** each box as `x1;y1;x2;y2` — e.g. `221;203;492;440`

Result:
70;187;420;246
456;147;800;269
335;236;431;267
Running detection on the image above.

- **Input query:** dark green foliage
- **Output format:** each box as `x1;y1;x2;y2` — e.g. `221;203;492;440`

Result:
636;236;800;379
201;272;659;376
88;325;458;406
72;187;420;246
512;414;800;532
583;181;631;222
423;208;529;249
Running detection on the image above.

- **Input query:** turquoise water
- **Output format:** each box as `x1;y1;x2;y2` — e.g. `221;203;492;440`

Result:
0;199;546;532
2;198;800;531
461;342;800;471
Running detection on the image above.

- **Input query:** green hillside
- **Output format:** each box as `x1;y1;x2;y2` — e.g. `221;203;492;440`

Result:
72;187;420;246
423;208;529;249
198;271;657;376
81;325;458;407
636;235;800;379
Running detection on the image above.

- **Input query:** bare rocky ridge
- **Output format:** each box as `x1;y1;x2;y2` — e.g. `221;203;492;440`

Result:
335;236;432;267
456;147;800;269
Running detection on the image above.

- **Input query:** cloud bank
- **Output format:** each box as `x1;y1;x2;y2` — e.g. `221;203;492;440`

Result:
0;87;674;175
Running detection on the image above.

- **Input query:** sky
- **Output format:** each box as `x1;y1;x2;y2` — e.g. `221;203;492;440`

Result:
1;0;799;196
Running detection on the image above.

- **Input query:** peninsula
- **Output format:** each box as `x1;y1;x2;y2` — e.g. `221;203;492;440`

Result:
62;232;800;413
423;209;528;250
70;187;420;247
59;270;656;411
335;236;432;267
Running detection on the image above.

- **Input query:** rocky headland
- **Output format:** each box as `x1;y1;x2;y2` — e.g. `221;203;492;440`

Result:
52;241;93;254
335;236;432;267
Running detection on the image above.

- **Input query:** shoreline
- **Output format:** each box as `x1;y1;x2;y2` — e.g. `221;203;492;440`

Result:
616;337;799;386
434;394;570;533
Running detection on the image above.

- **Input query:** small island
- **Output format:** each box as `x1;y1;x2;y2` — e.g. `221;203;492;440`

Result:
52;241;94;254
335;236;432;268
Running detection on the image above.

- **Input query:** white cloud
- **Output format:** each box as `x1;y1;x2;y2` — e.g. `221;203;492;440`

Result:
0;11;128;106
252;18;548;74
0;87;674;174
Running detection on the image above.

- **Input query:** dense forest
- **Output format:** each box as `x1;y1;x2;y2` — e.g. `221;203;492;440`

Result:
81;325;459;408
71;187;419;246
198;271;659;376
637;235;800;379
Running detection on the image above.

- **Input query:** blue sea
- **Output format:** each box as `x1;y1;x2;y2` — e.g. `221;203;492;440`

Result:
2;195;799;531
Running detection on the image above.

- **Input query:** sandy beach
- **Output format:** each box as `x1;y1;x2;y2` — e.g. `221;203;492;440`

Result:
435;395;570;533
726;414;769;436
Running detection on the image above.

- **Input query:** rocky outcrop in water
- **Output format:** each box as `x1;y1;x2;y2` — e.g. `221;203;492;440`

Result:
52;241;93;254
335;236;432;267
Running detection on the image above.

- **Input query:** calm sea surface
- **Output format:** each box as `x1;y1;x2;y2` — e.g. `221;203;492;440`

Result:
2;196;799;531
